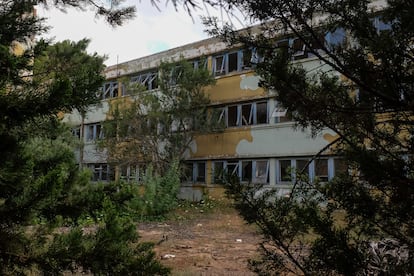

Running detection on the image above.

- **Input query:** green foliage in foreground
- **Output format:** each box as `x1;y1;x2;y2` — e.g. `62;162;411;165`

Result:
130;161;181;220
0;2;169;274
209;0;414;274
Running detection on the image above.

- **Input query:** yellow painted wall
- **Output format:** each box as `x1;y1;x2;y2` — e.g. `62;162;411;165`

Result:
205;72;267;104
191;128;253;159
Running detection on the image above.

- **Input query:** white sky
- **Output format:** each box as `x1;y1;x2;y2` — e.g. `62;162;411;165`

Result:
37;1;244;66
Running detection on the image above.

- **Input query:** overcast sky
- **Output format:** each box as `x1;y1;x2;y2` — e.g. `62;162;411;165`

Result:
37;1;244;66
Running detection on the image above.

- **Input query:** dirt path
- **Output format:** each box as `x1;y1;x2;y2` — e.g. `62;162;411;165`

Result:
138;200;262;275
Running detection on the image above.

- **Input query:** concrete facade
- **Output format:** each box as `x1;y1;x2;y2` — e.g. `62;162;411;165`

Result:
64;32;344;200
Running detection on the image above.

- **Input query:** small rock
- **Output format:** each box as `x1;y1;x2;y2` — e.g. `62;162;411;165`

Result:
162;254;176;259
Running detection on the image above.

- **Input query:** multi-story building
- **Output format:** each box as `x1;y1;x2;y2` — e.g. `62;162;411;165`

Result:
64;31;347;201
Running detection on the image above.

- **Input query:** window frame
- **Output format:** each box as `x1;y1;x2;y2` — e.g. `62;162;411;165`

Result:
212;49;255;76
130;71;158;91
102;80;119;99
85;123;104;142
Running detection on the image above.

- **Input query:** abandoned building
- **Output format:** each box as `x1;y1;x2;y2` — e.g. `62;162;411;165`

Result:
63;27;354;200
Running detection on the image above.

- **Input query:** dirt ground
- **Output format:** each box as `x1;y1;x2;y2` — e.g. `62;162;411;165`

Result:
137;198;263;275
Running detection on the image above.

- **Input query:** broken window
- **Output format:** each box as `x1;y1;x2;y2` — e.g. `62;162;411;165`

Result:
213;161;225;183
256;101;268;124
241;161;253;182
85;123;103;141
192;58;208;70
227;105;239;127
314;158;329;182
195;162;206;182
241;103;253;126
215;107;226;127
296;159;310;180
120;163;146;183
71;127;81;139
181;162;206;183
213;54;226;76
130;71;158;91
292;38;307;60
254;160;269;184
88;163;115;182
228;52;239;73
226;161;240;177
180;163;193;183
102;81;119;99
215;100;270;128
242;49;253;69
213;50;251;76
272;102;292;123
279;160;292;182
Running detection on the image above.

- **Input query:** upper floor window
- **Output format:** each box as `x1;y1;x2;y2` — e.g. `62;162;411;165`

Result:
213;49;256;76
275;34;325;61
271;102;292;123
191;58;208;70
325;28;346;50
71;127;81;139
216;101;268;128
85;123;104;141
130;71;158;91
102;80;119;99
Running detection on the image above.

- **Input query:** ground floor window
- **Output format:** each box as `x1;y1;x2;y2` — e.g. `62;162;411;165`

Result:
87;163;115;182
182;161;206;184
276;157;346;184
120;163;146;183
212;159;270;184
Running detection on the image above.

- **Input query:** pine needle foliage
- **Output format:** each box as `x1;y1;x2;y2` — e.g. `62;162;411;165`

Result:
209;0;414;274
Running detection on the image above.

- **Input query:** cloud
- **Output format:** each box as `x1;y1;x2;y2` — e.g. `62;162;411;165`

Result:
37;3;210;66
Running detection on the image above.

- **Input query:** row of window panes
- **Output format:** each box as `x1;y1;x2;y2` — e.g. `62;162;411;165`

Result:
215;101;294;128
86;123;104;141
277;158;347;183
100;49;257;100
87;163;115;182
213;159;270;184
120;163;147;183
182;162;206;183
213;48;259;76
216;101;268;127
99;20;391;100
182;159;270;184
71;101;292;141
71;123;104;142
101;81;120;99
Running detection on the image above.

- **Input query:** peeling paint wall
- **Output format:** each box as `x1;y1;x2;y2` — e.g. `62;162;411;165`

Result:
62;27;347;193
190;126;336;159
206;72;266;104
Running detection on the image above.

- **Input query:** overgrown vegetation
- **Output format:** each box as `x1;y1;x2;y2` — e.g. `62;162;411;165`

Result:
127;160;181;220
0;2;169;274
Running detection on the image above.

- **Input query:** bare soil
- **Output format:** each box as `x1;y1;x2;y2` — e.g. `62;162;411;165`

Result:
137;197;262;276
